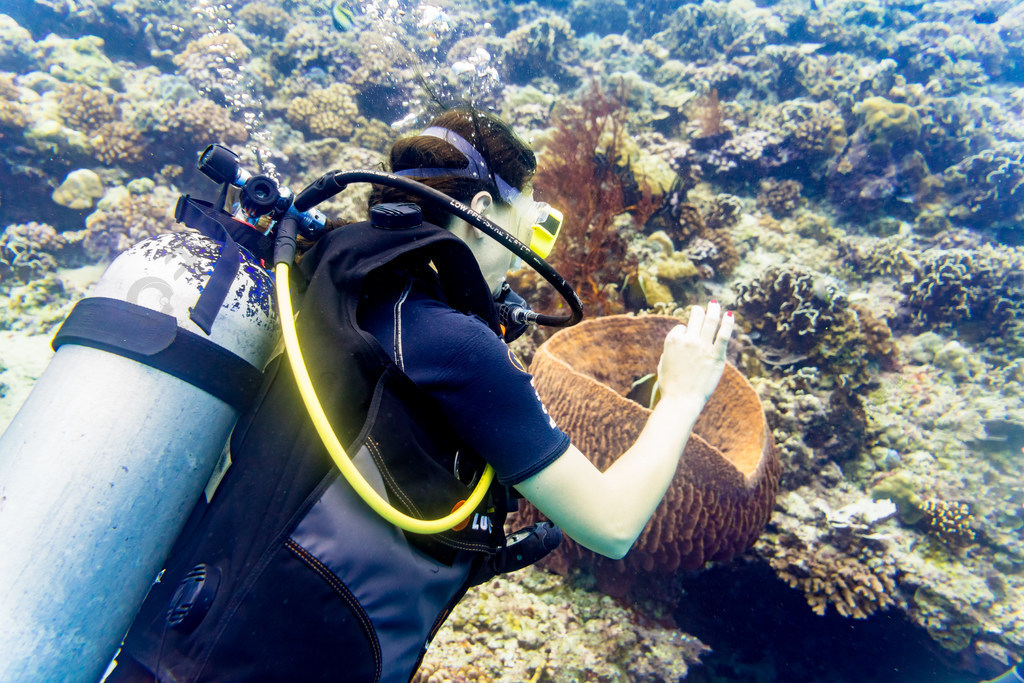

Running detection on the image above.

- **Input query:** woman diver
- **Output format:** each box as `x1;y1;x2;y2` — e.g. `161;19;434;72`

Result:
108;107;733;682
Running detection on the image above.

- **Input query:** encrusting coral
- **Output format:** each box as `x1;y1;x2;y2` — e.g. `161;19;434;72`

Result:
513;315;780;598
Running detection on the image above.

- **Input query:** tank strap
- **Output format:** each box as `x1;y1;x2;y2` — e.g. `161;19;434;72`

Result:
174;195;276;336
52;297;263;411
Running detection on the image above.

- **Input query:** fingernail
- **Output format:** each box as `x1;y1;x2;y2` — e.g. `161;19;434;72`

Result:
726;311;733;317
710;299;718;304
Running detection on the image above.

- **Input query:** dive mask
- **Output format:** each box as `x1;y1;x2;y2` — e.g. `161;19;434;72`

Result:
393;127;563;258
511;193;563;260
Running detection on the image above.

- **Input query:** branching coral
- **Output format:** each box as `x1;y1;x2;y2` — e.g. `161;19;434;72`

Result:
91;120;147;165
163;98;248;146
411;663;492;683
704;128;785;179
286;83;360;140
52;83;150;165
760;538;899;619
57;83;121;133
173;32;252;104
533;82;660;315
757;179;804;217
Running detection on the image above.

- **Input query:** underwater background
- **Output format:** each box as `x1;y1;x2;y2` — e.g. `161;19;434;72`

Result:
0;0;1022;681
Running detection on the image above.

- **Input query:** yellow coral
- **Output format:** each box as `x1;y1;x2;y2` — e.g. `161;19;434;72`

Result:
853;96;922;145
57;83;120;133
286;83;359;140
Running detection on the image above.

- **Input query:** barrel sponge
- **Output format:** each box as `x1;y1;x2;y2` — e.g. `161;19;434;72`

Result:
518;315;780;593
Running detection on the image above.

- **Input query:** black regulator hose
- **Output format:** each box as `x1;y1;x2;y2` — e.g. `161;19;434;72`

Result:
295;170;584;328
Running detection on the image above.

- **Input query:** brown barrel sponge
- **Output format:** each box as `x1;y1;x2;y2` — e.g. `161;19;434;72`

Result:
518;315;780;593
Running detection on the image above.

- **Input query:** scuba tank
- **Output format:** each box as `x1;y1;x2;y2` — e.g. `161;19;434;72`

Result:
0;141;584;682
0;200;279;679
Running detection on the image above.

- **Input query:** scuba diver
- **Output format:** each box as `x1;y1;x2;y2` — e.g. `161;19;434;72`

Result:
106;107;733;682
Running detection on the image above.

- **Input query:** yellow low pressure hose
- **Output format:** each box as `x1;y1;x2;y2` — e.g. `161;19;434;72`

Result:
275;262;495;534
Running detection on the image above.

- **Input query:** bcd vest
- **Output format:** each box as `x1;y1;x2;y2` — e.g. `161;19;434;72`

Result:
116;219;511;683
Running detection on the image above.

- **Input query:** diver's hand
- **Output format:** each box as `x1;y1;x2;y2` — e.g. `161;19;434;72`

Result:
656;302;734;405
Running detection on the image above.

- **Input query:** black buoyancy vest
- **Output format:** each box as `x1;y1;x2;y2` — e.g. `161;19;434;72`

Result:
117;220;510;683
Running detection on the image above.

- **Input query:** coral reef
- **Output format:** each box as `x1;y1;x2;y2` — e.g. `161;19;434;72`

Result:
735;266;896;391
78;184;182;260
2;0;1024;674
900;245;1024;346
0;222;64;287
285;83;360;140
942;143;1024;230
418;568;707;682
762;539;899;619
515;315;779;598
500;16;581;87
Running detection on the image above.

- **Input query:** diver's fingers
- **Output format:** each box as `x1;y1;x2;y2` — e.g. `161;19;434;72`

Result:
714;311;735;358
687;305;705;340
701;301;722;345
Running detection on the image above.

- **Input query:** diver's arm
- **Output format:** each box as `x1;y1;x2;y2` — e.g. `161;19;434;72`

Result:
516;303;734;559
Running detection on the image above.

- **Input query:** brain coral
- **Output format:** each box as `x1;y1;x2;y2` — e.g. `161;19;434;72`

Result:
516;315;780;597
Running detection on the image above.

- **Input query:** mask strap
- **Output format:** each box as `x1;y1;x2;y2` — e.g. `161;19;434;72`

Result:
392;127;522;204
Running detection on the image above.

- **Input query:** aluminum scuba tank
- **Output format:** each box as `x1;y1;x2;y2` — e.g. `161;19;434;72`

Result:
0;230;278;683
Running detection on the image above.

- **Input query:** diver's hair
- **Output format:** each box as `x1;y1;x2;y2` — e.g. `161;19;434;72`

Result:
367;107;536;227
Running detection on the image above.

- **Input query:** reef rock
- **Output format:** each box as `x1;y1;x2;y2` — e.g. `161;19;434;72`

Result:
518;314;780;597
